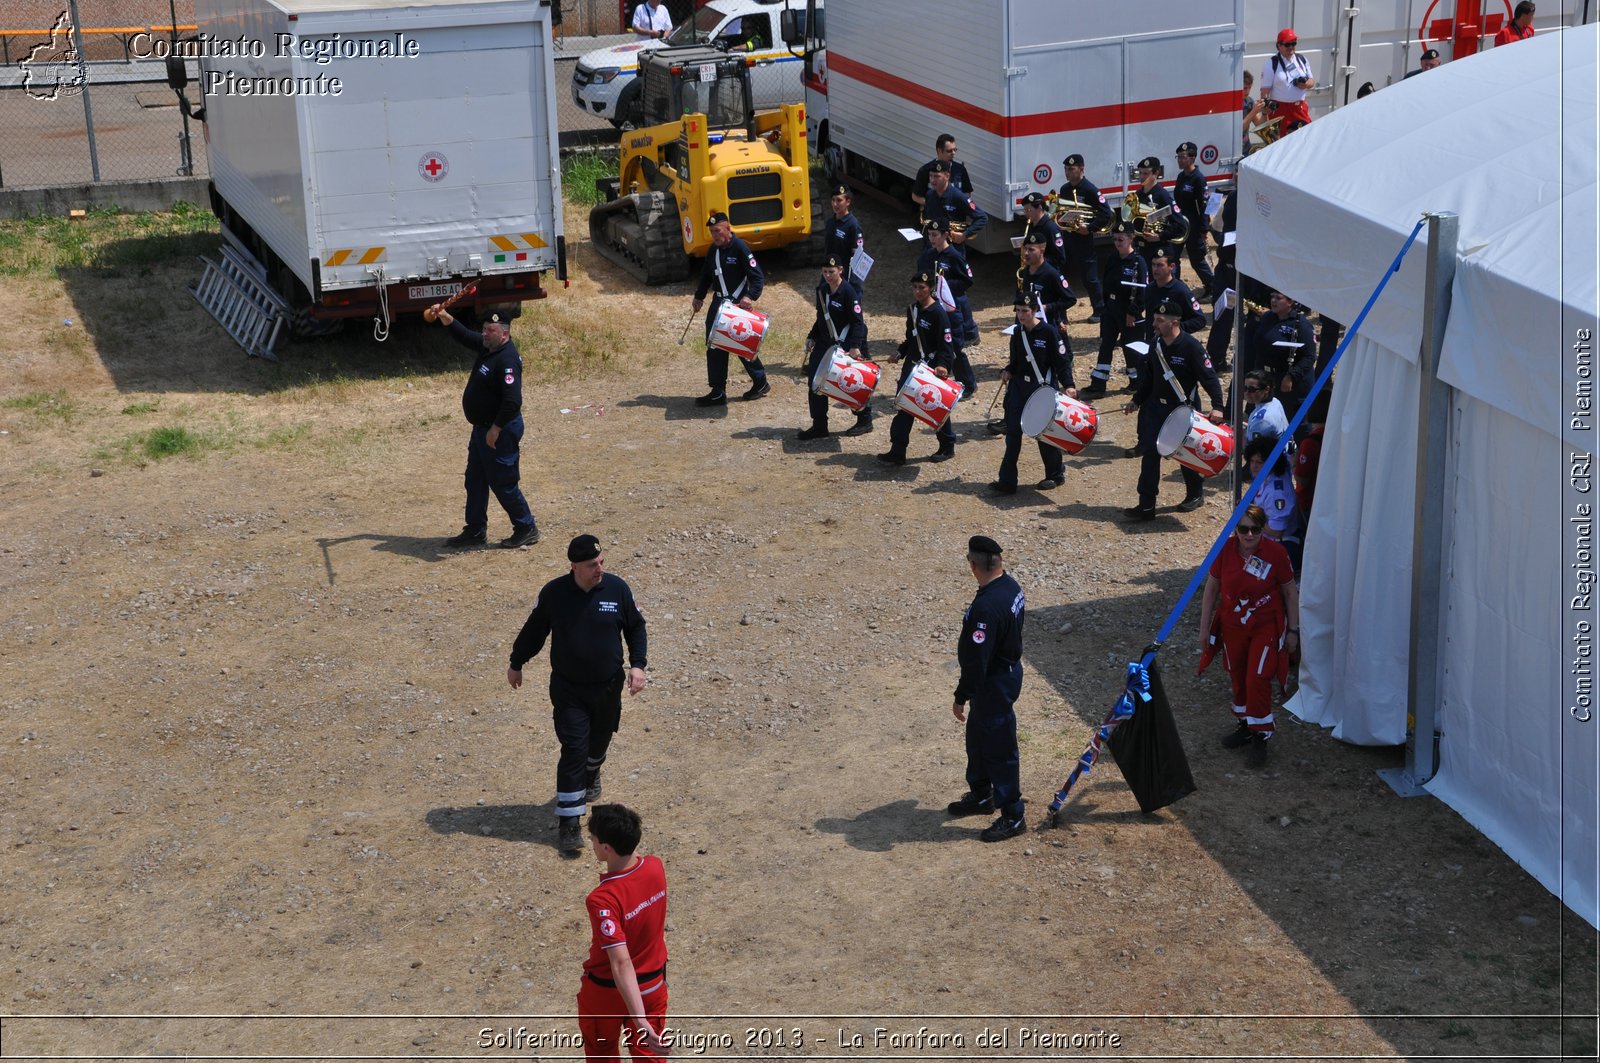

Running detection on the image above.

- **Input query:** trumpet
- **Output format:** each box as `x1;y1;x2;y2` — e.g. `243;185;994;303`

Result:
918;209;969;237
1121;195;1190;243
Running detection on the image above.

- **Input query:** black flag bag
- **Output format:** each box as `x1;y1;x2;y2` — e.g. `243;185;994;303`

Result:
1105;658;1196;814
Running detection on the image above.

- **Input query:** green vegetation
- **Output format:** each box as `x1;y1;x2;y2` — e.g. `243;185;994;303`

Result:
0;202;217;279
2;390;77;422
562;150;621;208
140;425;207;459
120;400;159;416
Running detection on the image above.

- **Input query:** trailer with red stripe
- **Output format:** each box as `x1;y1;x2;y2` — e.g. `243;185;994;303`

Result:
788;0;1592;256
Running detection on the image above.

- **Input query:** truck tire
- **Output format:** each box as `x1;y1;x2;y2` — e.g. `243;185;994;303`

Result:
613;80;643;131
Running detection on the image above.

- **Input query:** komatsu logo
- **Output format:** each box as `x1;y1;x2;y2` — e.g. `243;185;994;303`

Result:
733;166;769;175
628;135;653;149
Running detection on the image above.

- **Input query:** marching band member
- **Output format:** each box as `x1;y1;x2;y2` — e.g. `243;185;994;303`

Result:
1172;142;1216;298
690;212;768;406
991;296;1073;495
916;219;978;394
1057;153;1112;323
1080;221;1148;397
1121;300;1225;521
1129;157;1185;280
1141;248;1207;347
1018;192;1067;274
799;255;870;441
911;133;973;206
879;271;958;467
824;184;867;295
920;160;987;248
1015;231;1076;332
1247;290;1317;421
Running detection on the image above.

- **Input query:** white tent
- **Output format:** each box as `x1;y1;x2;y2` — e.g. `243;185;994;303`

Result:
1237;26;1599;928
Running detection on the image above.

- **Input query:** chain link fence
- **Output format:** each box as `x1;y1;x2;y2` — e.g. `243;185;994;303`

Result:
1;1;809;193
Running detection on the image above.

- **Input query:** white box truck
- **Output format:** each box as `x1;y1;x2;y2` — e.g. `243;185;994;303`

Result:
185;0;565;335
792;0;1593;256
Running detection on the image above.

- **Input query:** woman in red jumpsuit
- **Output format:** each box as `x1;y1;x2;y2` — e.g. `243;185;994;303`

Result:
1198;503;1300;768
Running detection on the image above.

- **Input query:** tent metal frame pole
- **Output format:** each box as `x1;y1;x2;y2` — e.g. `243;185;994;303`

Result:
1381;211;1457;798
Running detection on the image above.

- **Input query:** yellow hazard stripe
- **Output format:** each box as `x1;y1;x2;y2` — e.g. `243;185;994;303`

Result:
490;235;518;252
519;233;548;249
324;248;385;266
326;249;352;267
357;247;385;265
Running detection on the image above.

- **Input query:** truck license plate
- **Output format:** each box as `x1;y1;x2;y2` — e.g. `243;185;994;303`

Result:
409;283;461;300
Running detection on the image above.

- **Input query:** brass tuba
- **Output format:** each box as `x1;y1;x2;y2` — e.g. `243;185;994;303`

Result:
1047;189;1105;235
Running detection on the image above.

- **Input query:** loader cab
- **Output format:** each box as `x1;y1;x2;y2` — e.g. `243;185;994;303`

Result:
638;47;757;135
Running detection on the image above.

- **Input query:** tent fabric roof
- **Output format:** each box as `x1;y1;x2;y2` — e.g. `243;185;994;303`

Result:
1238;24;1597;438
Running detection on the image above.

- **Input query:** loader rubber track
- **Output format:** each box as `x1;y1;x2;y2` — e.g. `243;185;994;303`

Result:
588;190;691;286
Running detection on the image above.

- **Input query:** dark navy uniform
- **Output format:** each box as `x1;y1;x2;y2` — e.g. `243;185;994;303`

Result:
1131;182;1184;278
1017;260;1076;329
1249;308;1317;420
1131;329;1224;513
955;565;1026;821
920;185;988;243
914;156;973;200
1087;243;1150;390
1206;190;1240;371
1142;276;1207;343
883;297;958;462
995;316;1072;491
1172;162;1216;297
510;569;648;823
824;210;866;292
803;277;868;435
694;234;767;398
1057;172;1112;312
1022;211;1068;273
448;319;537;539
916;238;978;385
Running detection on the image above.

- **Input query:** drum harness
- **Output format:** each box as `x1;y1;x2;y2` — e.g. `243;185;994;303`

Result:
1150;337;1197;409
712;251;747;304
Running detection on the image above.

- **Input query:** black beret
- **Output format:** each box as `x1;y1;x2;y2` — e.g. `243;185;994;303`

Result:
484;312;511;325
1176;141;1199;156
1136;156;1162;172
910;270;936;286
1151;299;1183;317
1420;47;1440;61
1013;294;1038;310
923;217;950;233
707;211;730;226
1021;230;1046;246
1063;153;1085;167
567;534;601;563
1110;219;1135;235
1019;191;1046;207
822;254;846;269
830;184;851;198
968;534;1003;556
928;159;952;174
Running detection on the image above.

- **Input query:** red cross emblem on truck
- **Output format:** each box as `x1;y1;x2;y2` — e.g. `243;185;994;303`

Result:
419;152;449;182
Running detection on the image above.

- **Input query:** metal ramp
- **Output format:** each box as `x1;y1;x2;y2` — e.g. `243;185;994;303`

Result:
190;234;291;360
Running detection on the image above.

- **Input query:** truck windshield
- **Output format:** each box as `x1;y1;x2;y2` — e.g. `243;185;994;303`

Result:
667;6;726;46
679;75;746;128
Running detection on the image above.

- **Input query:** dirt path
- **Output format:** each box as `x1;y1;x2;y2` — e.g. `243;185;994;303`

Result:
0;196;1591;1062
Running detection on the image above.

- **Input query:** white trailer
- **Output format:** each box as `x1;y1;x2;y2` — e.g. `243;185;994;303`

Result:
190;0;565;332
796;0;1593;256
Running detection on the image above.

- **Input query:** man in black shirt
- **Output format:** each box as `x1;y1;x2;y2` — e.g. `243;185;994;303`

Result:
947;535;1028;843
911;133;973;207
1172;142;1216;298
427;305;540;550
509;534;649;854
691;212;769;406
1122;301;1226;520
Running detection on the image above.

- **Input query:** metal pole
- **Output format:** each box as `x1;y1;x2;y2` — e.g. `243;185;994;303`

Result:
65;0;99;182
1384;211;1458;796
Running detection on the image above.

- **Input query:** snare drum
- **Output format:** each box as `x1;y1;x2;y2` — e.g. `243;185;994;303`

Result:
1156;406;1234;477
894;363;964;429
810;346;881;411
1019;388;1098;454
709;302;770;361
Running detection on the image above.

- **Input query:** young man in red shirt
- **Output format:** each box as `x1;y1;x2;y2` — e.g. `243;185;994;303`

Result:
578;805;670;1062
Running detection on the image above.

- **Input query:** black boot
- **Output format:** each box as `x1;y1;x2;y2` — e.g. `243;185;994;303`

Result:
928;439;956;463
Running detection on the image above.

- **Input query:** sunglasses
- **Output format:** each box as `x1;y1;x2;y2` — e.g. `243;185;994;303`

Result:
1237;524;1263;535
1280;42;1297;48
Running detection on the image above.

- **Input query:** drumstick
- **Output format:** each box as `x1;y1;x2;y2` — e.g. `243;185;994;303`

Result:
984;384;1002;417
423;283;478;322
675;306;698;346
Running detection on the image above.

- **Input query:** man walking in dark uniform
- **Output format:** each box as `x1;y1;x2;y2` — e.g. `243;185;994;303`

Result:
991;297;1072;495
879;271;959;466
1122;301;1226;521
1057;153;1111;323
1081;221;1148;397
691;212;769;406
428;305;540;550
1248;290;1317;421
1018;192;1068;274
824;185;867;294
947;535;1028;843
799;255;870;440
509;534;649;854
1172;142;1216;298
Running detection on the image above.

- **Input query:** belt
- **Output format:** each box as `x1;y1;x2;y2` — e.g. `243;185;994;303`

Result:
587;963;666;989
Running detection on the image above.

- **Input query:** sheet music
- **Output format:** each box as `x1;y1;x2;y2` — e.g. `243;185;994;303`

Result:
898;227;922;241
850;246;873;281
